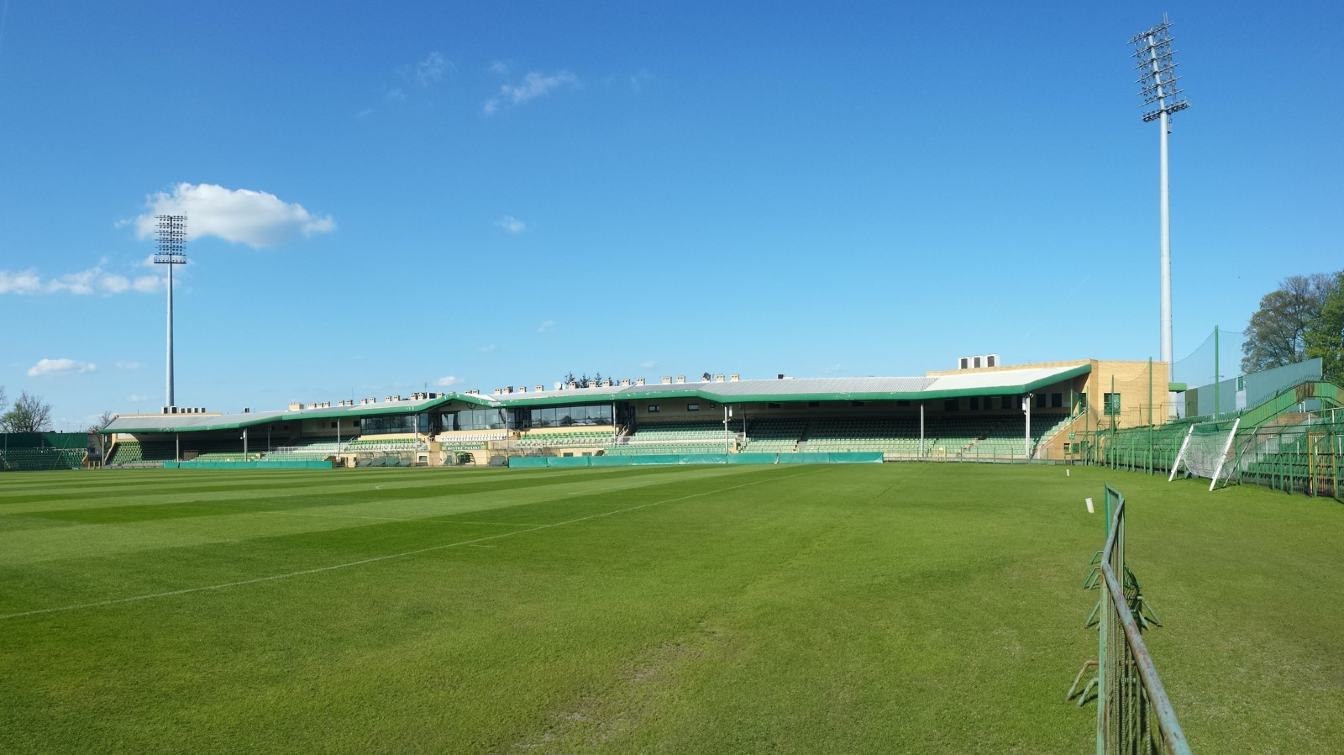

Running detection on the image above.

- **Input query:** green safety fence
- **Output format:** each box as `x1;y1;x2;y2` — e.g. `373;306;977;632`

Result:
164;459;334;470
1096;410;1344;500
510;452;883;469
1067;485;1191;754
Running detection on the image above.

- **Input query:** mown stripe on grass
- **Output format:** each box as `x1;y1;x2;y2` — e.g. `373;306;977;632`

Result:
0;465;781;566
0;466;822;621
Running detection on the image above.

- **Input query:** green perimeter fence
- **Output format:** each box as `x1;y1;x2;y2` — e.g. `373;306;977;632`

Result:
1068;486;1191;754
1095;411;1344;500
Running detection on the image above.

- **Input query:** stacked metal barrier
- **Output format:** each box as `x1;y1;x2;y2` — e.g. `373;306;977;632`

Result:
1069;486;1191;754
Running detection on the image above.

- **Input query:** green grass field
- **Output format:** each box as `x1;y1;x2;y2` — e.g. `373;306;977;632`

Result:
1;464;1341;753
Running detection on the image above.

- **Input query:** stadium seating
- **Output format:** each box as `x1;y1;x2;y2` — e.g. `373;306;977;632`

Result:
803;417;924;455
0;433;89;471
596;422;729;455
513;430;615;449
266;437;348;458
345;438;423;452
602;443;729;456
624;423;725;442
0;448;85;471
740;418;804;453
107;441;176;467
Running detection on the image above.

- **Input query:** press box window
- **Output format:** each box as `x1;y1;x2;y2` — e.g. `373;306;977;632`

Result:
686;403;700;412
646;404;661;413
969;397;980;410
1104;393;1121;416
1051;393;1063;408
944;399;959;411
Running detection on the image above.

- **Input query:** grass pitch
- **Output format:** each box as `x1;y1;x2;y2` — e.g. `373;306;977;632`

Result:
1;463;1340;753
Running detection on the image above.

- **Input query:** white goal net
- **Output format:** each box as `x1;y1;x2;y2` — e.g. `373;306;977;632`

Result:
1169;418;1241;491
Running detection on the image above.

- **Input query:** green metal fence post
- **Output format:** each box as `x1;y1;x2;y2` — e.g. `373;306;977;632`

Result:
1213;326;1220;422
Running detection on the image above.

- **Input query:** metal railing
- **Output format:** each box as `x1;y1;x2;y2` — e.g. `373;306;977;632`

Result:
1069;485;1191;754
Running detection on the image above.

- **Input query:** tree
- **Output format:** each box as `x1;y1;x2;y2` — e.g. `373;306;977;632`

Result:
1305;272;1344;386
86;411;116;461
1241;273;1338;374
1;391;53;433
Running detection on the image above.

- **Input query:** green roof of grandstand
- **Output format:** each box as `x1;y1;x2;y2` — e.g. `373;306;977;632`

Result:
104;363;1091;434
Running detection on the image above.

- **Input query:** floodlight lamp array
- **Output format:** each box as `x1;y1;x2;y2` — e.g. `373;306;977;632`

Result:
1131;20;1189;123
153;214;188;265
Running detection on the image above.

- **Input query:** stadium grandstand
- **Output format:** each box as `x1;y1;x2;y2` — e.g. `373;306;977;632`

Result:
100;358;1170;468
0;432;93;471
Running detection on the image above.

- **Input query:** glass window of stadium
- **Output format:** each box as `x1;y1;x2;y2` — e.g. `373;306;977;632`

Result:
524;404;613;428
451;408;510;431
362;412;429;435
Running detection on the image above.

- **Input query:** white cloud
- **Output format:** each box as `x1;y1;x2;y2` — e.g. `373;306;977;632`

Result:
126;394;150;403
28;358;96;377
477;343;498;353
132;183;335;249
0;264;161;296
494;215;527;235
355;107;374;119
537;319;555;333
408;51;450;86
115;360;142;370
639;359;658;369
133;275;162;293
483;70;578;115
385;87;406;103
629;69;652;93
0;269;41;294
435;375;461;387
489;60;509;75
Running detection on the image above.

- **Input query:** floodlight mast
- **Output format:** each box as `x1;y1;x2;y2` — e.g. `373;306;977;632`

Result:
153;215;187;408
1131;16;1189;417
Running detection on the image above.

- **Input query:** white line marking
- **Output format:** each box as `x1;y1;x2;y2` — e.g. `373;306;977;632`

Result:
258;510;541;527
0;468;816;621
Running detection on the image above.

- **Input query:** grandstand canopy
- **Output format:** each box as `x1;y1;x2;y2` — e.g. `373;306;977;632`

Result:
104;362;1091;434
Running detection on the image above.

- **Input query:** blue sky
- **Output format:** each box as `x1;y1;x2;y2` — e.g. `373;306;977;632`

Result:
1;1;1340;430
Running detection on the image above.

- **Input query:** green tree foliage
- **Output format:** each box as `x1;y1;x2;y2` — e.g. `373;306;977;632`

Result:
1304;272;1344;386
560;372;611;388
1;391;53;433
1240;273;1337;374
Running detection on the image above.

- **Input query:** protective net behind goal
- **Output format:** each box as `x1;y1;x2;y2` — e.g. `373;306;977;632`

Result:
1169;419;1240;490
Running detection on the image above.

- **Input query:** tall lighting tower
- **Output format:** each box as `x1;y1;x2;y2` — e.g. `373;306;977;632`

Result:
153;215;187;408
1131;16;1189;416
